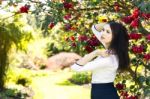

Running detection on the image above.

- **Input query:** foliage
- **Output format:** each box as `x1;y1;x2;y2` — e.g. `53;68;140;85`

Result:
6;67;49;85
126;33;150;98
0;0;150;98
0;13;32;90
0;88;32;99
1;68;35;99
46;25;72;56
69;72;91;85
3;67;50;98
56;80;74;86
9;37;48;69
6;67;32;87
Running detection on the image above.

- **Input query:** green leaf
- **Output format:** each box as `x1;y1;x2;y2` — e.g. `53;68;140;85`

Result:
146;76;150;86
137;76;146;84
122;80;126;84
144;87;150;96
130;85;135;89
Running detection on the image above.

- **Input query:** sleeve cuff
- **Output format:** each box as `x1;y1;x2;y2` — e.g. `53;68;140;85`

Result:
94;25;100;32
71;64;82;72
75;62;84;66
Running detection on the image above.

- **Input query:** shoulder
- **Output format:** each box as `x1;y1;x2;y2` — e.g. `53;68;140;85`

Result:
100;54;118;64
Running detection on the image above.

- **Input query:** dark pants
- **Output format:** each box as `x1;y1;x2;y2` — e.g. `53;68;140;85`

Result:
91;82;119;99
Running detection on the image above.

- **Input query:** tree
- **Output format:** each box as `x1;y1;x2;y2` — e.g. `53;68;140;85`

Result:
0;14;32;90
0;0;149;97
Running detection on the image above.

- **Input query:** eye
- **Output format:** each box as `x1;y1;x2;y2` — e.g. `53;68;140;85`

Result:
106;30;110;33
101;28;104;31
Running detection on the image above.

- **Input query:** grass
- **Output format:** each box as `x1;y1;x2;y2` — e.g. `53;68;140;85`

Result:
30;69;91;99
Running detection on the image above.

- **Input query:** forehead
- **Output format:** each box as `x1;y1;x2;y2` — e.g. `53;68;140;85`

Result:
103;24;111;30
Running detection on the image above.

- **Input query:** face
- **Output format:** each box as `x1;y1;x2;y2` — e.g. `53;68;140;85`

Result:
100;24;113;46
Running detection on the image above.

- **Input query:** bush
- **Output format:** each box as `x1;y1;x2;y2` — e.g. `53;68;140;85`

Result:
0;87;33;99
69;72;91;85
6;68;32;87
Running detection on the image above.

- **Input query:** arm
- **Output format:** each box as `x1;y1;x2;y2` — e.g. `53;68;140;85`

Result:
76;23;107;66
91;24;106;47
76;49;101;65
71;56;112;72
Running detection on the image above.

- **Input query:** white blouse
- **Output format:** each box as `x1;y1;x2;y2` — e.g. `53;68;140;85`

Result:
71;25;119;83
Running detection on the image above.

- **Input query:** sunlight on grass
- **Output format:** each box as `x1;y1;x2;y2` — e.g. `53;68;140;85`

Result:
31;70;90;99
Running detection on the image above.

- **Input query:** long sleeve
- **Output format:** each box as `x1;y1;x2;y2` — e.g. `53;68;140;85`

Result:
91;25;102;41
71;56;113;72
91;25;105;47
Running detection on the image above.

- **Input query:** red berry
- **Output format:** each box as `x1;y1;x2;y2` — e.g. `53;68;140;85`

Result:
70;36;75;41
71;42;76;47
131;8;140;19
120;91;129;97
87;36;100;46
142;13;150;20
146;34;150;41
130;18;139;28
121;16;134;24
131;45;144;54
70;27;76;31
48;22;55;29
114;2;119;6
115;83;125;90
64;24;72;31
63;2;73;9
19;5;30;13
84;46;94;53
64;14;71;20
78;35;88;42
114;6;120;12
143;53;150;61
129;33;142;40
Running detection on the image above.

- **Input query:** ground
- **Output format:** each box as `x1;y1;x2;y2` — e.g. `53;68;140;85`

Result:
31;69;91;99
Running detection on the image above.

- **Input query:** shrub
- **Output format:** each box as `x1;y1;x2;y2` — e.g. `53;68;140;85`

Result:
69;72;91;85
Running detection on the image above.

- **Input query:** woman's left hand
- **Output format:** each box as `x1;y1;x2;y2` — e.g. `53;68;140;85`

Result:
93;49;109;57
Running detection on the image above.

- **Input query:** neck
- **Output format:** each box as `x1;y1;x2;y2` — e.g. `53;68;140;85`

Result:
104;44;116;54
104;43;110;49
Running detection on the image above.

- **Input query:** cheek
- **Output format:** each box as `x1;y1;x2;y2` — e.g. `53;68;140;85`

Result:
106;35;112;42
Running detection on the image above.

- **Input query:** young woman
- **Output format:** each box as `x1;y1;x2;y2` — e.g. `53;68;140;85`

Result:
71;21;130;99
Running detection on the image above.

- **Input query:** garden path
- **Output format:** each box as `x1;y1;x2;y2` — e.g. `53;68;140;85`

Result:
31;70;90;99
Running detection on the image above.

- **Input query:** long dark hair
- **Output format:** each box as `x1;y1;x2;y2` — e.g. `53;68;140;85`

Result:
108;21;130;71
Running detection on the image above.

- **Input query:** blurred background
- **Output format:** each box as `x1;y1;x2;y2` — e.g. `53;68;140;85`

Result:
0;0;149;99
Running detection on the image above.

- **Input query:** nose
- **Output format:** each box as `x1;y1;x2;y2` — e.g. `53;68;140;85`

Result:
101;31;106;36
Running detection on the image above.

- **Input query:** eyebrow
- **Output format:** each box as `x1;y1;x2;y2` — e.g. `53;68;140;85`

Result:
103;28;111;32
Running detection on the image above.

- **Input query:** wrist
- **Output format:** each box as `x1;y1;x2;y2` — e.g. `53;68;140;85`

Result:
75;61;83;66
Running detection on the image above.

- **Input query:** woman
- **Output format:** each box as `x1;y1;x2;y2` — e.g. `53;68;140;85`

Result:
71;21;130;99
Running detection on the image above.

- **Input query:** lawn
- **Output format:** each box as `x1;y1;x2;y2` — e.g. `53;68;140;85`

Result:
31;69;91;99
